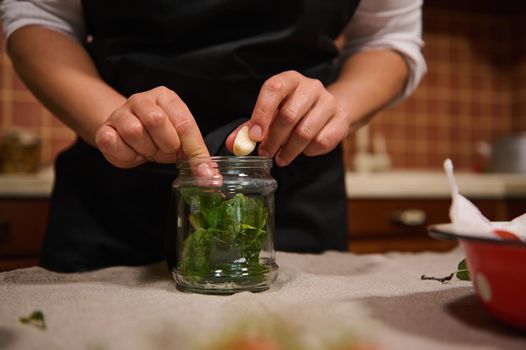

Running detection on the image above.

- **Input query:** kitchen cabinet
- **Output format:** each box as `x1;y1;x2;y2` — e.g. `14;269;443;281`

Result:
1;170;525;270
346;198;523;253
345;171;526;254
0;198;49;271
7;196;519;267
0;169;53;271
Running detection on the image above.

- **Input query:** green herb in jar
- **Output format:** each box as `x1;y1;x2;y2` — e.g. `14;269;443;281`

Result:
178;190;269;284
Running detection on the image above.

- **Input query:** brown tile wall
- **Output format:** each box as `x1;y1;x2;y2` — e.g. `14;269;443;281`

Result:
0;34;75;166
512;13;526;131
0;3;524;170
345;5;526;171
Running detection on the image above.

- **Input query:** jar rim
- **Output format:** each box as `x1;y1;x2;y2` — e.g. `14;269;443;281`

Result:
176;156;273;169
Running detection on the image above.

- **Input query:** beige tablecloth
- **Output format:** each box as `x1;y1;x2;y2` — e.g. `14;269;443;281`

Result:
0;248;525;350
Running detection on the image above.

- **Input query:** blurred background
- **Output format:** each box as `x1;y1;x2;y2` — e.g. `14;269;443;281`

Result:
0;0;525;270
344;0;526;171
0;1;524;170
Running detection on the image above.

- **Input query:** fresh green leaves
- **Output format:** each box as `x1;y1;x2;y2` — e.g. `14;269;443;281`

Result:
19;310;46;330
456;259;470;281
178;191;269;284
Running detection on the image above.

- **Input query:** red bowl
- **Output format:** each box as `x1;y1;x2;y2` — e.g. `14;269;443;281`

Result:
429;223;526;330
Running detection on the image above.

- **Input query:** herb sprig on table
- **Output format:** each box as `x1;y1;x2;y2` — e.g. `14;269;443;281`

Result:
421;258;470;283
178;189;269;284
19;310;47;330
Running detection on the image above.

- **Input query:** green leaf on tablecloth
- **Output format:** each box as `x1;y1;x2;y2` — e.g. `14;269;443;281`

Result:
456;259;470;281
19;310;47;330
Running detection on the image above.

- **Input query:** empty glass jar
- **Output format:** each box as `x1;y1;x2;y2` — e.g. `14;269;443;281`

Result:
172;156;278;294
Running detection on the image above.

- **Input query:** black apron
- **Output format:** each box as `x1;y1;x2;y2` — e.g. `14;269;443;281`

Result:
40;0;361;272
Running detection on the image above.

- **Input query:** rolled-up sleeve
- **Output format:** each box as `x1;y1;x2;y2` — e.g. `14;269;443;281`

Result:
341;0;427;101
0;0;85;42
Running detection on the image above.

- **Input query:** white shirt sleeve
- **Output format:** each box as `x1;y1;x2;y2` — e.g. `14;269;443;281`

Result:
341;0;427;102
0;0;85;43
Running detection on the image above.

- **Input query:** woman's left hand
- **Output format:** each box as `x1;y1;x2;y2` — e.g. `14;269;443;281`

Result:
226;70;350;166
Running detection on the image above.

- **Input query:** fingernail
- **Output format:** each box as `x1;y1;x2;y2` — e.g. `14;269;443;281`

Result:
249;125;262;140
196;162;213;177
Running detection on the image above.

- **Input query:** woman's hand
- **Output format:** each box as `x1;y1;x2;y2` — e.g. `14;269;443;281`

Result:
95;86;210;168
226;70;350;166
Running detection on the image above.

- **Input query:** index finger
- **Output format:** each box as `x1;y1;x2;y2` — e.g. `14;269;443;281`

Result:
248;71;301;142
156;89;210;159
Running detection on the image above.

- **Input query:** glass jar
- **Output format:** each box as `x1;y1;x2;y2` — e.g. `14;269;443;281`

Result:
172;156;278;294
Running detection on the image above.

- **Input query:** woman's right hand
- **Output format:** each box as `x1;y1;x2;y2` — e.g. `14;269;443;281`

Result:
95;86;210;169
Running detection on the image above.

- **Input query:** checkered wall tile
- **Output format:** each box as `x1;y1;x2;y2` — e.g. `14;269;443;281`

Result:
0;5;524;170
345;7;525;171
0;35;75;166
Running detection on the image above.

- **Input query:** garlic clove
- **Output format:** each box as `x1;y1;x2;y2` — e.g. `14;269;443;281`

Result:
233;125;257;156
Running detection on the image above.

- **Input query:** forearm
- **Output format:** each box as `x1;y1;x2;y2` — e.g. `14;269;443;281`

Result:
328;49;408;132
7;26;126;146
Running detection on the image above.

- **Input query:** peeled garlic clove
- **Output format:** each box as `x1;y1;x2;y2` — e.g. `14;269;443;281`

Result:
233;125;257;156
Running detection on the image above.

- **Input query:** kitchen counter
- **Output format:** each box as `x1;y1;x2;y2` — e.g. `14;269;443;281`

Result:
1;248;524;350
2;168;526;199
0;167;53;198
346;171;526;199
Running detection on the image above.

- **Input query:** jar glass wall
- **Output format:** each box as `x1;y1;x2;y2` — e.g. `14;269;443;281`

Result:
172;156;278;294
